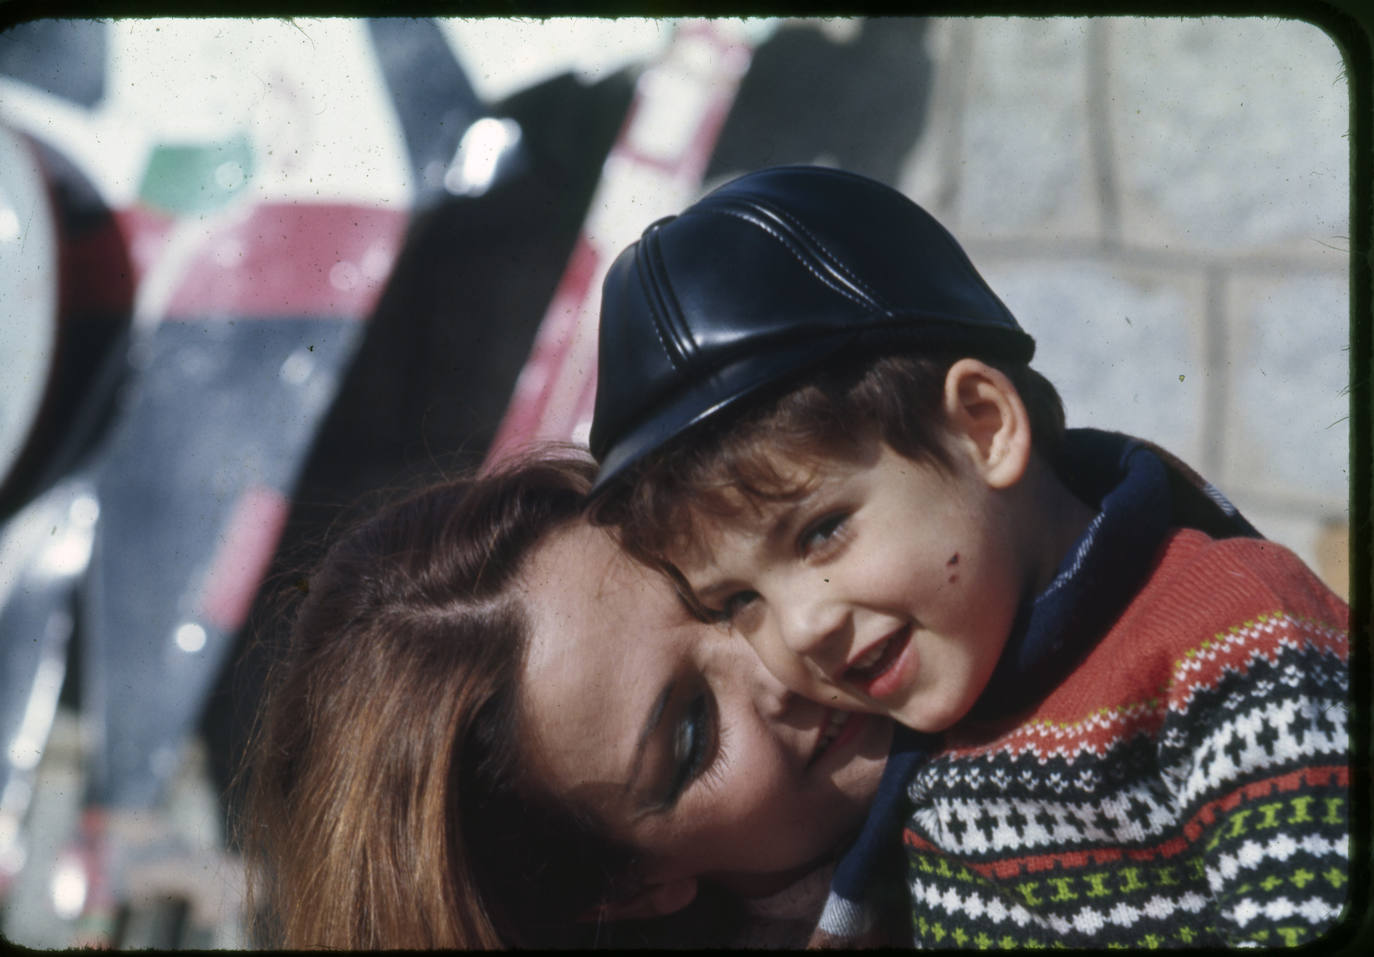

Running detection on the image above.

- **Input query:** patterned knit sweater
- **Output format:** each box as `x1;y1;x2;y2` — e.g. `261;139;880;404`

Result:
901;528;1349;948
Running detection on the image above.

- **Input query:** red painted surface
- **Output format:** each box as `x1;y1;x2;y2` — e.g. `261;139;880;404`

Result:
113;206;176;290
154;203;407;320
58;212;139;318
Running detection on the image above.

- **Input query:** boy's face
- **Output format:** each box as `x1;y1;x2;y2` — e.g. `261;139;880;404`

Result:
673;438;1033;732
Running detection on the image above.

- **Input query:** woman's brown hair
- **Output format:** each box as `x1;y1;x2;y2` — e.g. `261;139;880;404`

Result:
238;451;640;948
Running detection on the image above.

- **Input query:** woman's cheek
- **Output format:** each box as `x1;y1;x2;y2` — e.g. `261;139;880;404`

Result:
704;741;784;824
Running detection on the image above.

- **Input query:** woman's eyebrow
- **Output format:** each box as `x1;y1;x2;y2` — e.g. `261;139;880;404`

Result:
762;498;809;552
624;680;674;796
723;499;808;564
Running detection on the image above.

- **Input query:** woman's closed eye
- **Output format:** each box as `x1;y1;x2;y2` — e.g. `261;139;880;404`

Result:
663;691;721;807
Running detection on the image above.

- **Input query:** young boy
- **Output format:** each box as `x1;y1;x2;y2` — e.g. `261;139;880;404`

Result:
586;166;1350;948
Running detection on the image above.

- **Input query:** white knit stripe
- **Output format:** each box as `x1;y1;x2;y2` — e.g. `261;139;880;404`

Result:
1175;692;1347;806
1207;833;1347;895
1068;897;1201;935
913;715;1345;857
909;705;1343;861
911;780;1189;855
909;880;1039;929
939;683;1348;808
1226;894;1344;928
913;876;1213;935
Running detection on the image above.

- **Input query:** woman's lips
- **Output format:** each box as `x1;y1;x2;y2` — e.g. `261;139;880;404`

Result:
844;626;914;701
809;709;867;767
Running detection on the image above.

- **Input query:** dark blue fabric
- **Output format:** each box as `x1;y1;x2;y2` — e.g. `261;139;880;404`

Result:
828;724;935;900
973;430;1171;717
822;427;1256;910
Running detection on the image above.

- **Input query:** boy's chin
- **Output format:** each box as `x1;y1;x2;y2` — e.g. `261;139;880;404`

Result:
887;697;972;735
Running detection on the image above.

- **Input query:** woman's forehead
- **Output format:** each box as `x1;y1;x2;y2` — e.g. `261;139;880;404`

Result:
518;522;689;634
516;522;691;794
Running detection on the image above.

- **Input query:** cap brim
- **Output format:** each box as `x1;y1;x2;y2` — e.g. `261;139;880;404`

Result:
590;339;830;496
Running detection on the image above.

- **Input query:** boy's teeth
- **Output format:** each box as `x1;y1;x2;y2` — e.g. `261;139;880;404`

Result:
814;710;851;759
853;641;887;670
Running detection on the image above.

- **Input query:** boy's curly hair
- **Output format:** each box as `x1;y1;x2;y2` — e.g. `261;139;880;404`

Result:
590;351;1065;565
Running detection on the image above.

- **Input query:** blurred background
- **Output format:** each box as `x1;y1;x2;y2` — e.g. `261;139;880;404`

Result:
0;15;1354;948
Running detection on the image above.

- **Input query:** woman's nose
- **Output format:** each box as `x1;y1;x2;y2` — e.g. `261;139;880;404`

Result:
739;645;802;721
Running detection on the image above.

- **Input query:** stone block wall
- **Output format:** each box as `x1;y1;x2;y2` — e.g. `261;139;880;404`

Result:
899;16;1351;594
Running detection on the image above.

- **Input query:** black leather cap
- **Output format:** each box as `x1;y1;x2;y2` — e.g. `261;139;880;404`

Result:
588;165;1034;494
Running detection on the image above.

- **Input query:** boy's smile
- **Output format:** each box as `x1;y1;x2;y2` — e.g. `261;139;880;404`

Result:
675;437;1045;733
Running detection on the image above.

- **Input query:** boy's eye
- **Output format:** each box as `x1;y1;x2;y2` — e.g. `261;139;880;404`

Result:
799;513;848;556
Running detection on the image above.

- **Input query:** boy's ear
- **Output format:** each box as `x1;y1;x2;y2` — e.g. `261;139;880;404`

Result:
942;358;1033;489
579;876;699;923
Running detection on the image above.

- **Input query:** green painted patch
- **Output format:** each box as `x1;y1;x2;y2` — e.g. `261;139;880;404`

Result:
138;132;254;214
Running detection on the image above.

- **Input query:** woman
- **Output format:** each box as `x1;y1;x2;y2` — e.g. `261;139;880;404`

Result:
240;451;893;948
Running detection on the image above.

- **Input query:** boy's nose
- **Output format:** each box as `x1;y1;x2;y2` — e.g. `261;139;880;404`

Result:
774;588;849;676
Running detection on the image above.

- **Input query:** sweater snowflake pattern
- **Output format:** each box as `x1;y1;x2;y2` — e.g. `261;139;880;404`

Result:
901;529;1349;948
